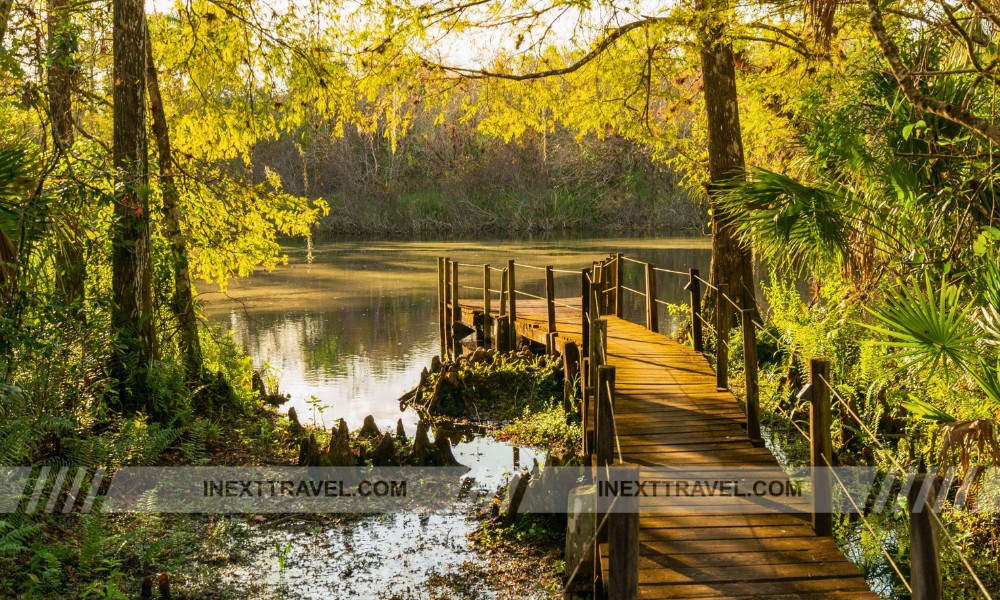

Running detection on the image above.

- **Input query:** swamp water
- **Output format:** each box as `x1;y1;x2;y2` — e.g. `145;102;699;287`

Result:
202;237;712;598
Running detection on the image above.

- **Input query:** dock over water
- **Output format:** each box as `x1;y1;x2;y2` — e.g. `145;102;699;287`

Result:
443;254;877;599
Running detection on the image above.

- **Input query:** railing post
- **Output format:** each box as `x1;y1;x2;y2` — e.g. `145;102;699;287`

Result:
564;484;597;599
545;265;556;338
581;270;592;456
596;365;616;470
614;253;623;318
590;318;606;371
908;473;942;600
593;261;604;315
808;358;833;537
496;316;510;353
507;259;517;349
608;462;639;600
483;265;492;348
686;268;704;352
582;269;591;362
451;260;461;359
444;257;453;358
596;364;616;548
588;319;607;456
499;267;508;317
438;257;446;357
715;283;729;391
741;308;762;445
645;263;658;332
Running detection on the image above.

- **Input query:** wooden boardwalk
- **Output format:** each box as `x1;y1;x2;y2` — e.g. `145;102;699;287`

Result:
459;297;876;599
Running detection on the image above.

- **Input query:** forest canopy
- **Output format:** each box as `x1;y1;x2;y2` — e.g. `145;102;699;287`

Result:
2;0;1000;594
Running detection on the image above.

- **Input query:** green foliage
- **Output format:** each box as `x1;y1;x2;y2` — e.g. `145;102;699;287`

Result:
475;513;562;549
864;274;978;381
0;517;41;557
426;353;563;421
501;402;581;453
719;169;849;273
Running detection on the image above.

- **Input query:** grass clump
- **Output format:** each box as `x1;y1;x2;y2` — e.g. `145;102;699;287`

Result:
501;402;581;455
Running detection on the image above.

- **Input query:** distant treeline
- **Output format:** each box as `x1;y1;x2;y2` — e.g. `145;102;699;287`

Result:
253;110;706;235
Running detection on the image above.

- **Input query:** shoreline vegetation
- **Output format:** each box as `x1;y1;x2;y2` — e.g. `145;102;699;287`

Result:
256;119;707;236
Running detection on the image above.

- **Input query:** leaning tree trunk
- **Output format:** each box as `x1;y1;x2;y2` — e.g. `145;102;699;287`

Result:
47;0;86;318
696;0;757;323
111;0;154;409
145;27;203;384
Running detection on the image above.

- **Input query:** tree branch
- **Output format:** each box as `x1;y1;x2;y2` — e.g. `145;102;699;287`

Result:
867;0;1000;145
425;17;669;81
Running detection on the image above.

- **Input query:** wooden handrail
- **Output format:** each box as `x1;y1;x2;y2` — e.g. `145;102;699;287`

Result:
613;252;624;318
608;461;639;600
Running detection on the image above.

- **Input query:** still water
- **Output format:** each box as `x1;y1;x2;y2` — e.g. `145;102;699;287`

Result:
204;237;711;598
202;237;712;432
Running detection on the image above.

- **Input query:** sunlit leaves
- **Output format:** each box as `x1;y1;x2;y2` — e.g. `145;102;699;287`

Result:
901;397;957;423
718;168;850;273
864;274;978;380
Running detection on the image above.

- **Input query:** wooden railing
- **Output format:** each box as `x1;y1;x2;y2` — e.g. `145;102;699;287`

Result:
434;254;980;600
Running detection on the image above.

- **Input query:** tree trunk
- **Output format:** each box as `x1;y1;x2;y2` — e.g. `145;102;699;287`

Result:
47;0;86;317
696;0;757;321
111;0;154;408
145;27;203;384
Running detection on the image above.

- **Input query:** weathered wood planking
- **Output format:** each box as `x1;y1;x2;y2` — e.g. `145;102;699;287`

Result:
458;297;877;600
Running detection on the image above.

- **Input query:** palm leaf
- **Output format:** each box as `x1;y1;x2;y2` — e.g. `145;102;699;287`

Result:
863;273;978;379
717;168;850;273
901;397;957;423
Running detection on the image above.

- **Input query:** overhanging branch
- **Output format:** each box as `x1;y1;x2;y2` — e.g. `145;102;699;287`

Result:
867;0;1000;145
424;17;669;81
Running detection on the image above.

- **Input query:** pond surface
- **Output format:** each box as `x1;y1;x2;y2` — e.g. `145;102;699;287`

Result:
203;236;712;597
202;236;712;432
